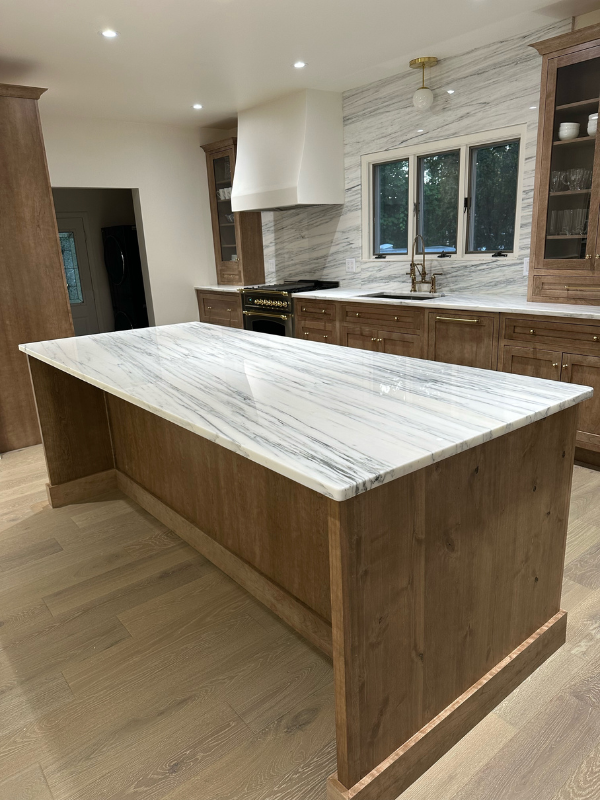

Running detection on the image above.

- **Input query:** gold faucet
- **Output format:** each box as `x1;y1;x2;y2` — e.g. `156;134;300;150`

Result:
407;234;428;292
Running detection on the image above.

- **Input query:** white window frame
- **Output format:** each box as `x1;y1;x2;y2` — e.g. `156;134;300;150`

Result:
361;124;528;262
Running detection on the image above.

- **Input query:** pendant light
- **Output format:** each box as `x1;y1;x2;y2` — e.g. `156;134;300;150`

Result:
410;57;438;110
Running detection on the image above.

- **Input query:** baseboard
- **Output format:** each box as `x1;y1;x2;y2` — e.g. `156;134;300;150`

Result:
115;470;333;657
327;610;567;800
46;469;117;508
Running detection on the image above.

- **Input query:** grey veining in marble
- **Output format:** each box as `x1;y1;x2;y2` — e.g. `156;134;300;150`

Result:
294;286;600;320
21;324;591;501
261;18;570;296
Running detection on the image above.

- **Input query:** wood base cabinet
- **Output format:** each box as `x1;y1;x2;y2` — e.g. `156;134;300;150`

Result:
500;313;600;454
427;311;499;370
341;325;422;357
196;289;242;328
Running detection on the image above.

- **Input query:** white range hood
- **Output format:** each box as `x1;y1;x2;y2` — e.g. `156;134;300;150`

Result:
231;89;345;212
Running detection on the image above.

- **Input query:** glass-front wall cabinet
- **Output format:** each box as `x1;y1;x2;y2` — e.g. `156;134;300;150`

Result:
202;138;265;286
544;54;600;265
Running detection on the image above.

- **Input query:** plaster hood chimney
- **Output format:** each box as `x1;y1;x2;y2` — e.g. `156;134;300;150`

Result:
231;89;345;212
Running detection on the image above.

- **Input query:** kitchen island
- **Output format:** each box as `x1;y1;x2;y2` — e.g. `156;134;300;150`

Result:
21;323;592;800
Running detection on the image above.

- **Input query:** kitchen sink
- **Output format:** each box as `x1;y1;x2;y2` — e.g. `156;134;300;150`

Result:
359;292;444;301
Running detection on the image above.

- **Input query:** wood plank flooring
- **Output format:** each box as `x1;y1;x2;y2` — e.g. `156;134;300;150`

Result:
0;445;599;800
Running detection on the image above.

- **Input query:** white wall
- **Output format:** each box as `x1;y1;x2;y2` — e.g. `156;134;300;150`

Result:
41;114;218;325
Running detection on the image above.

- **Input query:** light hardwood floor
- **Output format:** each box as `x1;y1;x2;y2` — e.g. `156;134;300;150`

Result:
0;446;599;800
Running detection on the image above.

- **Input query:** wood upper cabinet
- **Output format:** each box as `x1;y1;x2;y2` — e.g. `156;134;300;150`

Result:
561;352;600;451
427;311;499;370
196;289;242;328
201;139;265;287
529;26;600;304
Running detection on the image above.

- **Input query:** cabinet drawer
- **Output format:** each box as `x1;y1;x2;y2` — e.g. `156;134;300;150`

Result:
341;303;423;331
295;318;337;345
217;264;243;285
531;275;600;303
196;291;242;328
502;315;600;354
295;300;337;320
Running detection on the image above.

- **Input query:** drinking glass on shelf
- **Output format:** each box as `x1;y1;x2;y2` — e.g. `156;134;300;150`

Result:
583;169;593;189
572;208;588;235
550;170;566;192
559;209;573;235
548;209;558;235
567;168;585;190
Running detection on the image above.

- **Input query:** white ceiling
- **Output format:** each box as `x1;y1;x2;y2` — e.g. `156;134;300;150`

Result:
0;0;598;128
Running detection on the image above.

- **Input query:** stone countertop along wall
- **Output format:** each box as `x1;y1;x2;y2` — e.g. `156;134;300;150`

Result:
261;18;570;295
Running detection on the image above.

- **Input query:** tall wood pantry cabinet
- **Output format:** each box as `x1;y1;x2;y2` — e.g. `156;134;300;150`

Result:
529;24;600;304
0;83;74;453
201;138;265;286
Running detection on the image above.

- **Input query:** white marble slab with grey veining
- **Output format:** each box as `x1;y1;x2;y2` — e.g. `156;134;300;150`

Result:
21;324;591;500
294;286;600;320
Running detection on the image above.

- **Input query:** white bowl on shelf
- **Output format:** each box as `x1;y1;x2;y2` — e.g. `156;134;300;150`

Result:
558;122;580;140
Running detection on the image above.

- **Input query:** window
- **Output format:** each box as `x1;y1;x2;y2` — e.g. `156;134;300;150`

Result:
59;231;84;304
466;140;520;253
365;126;525;260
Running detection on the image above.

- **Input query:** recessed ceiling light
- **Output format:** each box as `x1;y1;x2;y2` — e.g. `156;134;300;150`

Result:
417;129;424;132
530;105;537;109
193;104;203;110
293;61;306;69
447;89;455;94
101;29;118;38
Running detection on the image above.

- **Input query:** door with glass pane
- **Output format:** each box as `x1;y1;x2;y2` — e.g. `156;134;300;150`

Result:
56;215;100;336
533;46;600;273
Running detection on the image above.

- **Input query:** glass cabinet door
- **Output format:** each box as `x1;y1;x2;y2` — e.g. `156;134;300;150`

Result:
212;153;238;265
541;50;600;270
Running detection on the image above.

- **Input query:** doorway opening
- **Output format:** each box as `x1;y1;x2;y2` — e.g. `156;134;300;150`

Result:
52;188;153;336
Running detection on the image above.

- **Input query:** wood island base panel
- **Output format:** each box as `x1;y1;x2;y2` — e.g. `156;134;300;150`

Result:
21;323;591;800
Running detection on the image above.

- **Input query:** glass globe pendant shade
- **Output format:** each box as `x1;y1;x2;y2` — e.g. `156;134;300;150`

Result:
413;86;434;110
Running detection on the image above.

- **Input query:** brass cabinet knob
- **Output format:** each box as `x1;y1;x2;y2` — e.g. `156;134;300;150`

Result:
304;331;309;336
321;309;326;314
529;329;535;335
226;308;231;312
594;336;599;342
394;316;399;321
563;364;569;369
206;306;212;309
323;335;328;339
371;337;377;341
596;254;600;259
586;254;593;259
553;363;559;368
355;313;360;317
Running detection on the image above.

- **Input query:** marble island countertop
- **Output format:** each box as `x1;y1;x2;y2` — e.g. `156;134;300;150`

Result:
21;324;592;501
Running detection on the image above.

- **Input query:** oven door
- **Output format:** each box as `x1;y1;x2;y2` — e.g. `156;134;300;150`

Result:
243;310;293;337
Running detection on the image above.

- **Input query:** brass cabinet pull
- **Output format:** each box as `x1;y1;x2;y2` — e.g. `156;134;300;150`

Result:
586;254;593;259
530;329;535;335
436;316;480;324
565;285;599;291
226;308;231;312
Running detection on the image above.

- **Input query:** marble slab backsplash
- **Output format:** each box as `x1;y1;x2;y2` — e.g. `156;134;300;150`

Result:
262;18;570;295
